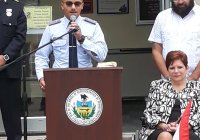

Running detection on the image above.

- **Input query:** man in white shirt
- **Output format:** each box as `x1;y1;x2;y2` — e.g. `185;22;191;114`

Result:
149;0;200;80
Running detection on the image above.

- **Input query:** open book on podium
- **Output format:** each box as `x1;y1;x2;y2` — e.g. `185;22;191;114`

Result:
97;61;117;67
44;66;123;140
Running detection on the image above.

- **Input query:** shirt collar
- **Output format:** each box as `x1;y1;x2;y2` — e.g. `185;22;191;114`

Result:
192;4;200;15
170;4;199;18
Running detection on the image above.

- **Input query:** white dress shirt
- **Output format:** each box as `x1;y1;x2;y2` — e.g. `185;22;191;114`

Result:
148;5;200;77
35;16;108;80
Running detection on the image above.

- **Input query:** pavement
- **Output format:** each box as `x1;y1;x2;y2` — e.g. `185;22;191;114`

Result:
0;133;136;140
0;98;145;140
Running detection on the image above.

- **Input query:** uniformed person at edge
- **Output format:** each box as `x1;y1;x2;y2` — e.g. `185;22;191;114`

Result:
0;0;27;139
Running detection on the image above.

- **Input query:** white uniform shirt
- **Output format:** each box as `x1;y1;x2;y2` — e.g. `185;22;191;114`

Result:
148;5;200;77
35;16;108;80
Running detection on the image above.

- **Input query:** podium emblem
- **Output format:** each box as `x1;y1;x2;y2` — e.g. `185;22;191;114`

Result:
65;88;103;126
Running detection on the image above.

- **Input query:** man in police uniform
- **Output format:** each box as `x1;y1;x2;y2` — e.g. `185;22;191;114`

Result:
0;0;27;139
35;0;108;90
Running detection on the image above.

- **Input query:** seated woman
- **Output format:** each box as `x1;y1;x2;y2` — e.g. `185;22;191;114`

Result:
139;50;200;140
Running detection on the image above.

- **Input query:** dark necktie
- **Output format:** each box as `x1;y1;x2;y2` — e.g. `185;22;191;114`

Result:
69;28;78;68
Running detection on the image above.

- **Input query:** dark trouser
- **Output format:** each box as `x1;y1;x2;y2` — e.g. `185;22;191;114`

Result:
147;129;200;140
0;79;22;140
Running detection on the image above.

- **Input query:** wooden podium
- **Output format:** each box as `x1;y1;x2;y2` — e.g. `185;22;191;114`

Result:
44;67;123;140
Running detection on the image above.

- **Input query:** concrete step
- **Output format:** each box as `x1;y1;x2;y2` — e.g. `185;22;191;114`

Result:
0;132;137;140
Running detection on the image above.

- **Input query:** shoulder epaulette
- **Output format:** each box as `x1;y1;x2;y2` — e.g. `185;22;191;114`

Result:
48;19;61;26
84;17;96;25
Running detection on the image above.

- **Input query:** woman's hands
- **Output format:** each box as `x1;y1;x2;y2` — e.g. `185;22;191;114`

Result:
158;123;169;131
157;122;178;132
167;122;178;132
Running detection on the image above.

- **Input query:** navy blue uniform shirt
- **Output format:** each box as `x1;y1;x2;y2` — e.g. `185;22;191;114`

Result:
0;0;27;78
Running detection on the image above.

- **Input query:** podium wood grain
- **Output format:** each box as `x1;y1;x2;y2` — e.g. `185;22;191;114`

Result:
44;67;123;140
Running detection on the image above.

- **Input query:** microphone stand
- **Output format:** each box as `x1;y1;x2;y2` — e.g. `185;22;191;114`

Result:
0;28;75;140
0;28;76;71
22;63;28;140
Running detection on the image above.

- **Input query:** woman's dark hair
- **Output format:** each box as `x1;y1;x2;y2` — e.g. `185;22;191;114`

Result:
166;50;188;69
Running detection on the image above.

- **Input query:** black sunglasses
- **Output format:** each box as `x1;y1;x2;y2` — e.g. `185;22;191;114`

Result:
65;1;82;7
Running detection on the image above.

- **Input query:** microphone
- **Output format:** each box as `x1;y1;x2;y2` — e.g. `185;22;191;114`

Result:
70;15;76;22
69;15;79;32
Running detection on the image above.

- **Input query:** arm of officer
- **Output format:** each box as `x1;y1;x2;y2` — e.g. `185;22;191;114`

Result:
0;55;6;66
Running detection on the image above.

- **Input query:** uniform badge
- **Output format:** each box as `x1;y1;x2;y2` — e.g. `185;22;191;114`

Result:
6;9;12;17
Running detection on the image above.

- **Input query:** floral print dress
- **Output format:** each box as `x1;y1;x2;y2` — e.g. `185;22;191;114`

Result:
139;79;200;140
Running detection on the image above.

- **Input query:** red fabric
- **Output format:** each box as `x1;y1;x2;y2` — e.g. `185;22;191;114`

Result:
179;99;192;140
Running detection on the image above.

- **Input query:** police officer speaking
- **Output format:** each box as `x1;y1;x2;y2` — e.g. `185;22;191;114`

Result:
35;0;108;90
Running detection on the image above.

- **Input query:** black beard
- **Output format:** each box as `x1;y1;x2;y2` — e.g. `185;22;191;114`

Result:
172;0;194;18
